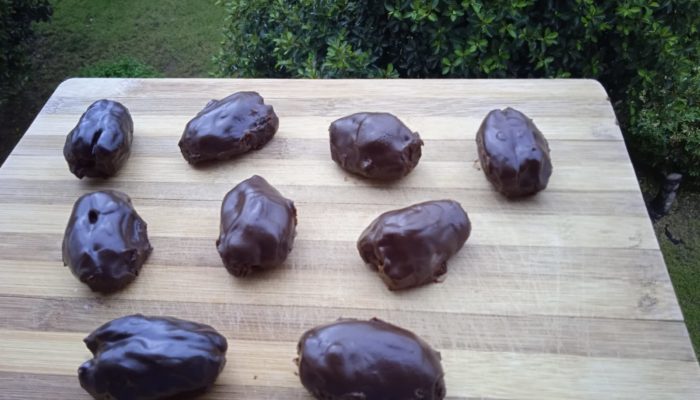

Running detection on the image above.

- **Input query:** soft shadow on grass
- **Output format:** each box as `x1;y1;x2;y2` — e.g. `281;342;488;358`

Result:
641;174;700;359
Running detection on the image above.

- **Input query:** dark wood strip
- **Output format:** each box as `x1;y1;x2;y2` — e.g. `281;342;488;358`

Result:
0;295;693;362
0;371;318;400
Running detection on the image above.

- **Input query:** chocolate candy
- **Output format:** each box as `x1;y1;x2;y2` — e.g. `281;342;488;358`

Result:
63;99;133;178
62;190;152;293
216;175;297;277
358;200;470;290
297;318;445;400
79;315;228;400
329;112;423;180
178;91;279;164
476;107;553;197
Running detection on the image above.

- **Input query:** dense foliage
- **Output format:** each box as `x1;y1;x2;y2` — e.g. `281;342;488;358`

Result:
0;0;52;104
216;0;700;178
78;58;161;78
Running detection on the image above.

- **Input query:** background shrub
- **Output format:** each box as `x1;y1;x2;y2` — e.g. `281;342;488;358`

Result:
0;0;52;105
216;0;700;179
78;57;162;78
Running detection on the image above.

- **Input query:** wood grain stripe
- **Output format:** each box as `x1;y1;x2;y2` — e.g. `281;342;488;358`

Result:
0;295;693;361
0;156;641;193
24;114;623;141
0;260;680;320
0;202;657;249
1;329;698;400
0;234;666;281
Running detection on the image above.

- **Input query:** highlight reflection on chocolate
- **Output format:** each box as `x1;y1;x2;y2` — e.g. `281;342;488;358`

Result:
476;107;552;197
79;315;227;400
329;112;423;180
358;200;471;290
62;190;152;293
178;91;278;164
216;175;297;277
63;99;133;179
297;318;446;400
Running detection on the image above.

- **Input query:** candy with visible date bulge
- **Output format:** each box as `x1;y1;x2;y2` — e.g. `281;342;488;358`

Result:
297;318;446;400
178;91;279;164
476;107;553;197
78;315;228;400
216;175;297;277
358;200;471;290
329;112;423;180
62;190;152;293
63;99;133;178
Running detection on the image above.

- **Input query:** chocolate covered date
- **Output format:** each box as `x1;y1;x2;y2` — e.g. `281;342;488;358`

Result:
216;175;297;277
79;315;228;400
329;112;423;180
297;318;445;400
178;91;279;164
476;107;553;197
358;200;470;290
62;190;152;293
63;99;133;178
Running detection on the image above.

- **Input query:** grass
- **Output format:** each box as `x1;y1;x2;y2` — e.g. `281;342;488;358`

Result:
660;192;700;357
35;0;223;78
640;175;700;357
0;0;223;164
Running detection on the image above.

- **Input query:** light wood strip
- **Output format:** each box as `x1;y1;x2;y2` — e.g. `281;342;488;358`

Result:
39;95;617;118
13;136;630;162
52;78;612;100
0;156;641;192
0;202;658;249
0;181;649;217
0;260;680;320
1;329;699;400
0;235;666;281
24;114;623;141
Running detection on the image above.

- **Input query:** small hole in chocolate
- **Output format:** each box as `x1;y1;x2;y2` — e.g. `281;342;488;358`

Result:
88;210;99;224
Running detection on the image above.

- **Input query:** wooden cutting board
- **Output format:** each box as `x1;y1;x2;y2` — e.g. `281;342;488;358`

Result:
1;78;698;399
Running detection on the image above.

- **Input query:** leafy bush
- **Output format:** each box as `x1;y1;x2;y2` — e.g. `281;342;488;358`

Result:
628;68;700;178
78;57;161;78
0;0;52;104
216;0;700;178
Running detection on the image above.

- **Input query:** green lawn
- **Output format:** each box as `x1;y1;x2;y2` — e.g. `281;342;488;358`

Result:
0;0;222;164
652;188;700;355
34;0;223;78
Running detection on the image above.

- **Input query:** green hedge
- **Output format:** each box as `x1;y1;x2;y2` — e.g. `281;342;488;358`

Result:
216;0;700;178
0;0;52;105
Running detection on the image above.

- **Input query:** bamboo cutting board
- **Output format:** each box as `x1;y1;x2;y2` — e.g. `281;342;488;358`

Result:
1;78;699;399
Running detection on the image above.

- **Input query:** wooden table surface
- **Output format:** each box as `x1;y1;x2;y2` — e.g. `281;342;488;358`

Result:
0;78;698;399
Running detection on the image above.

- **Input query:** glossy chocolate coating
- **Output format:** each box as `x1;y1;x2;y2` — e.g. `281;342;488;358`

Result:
79;314;228;400
62;190;152;293
178;91;279;164
216;175;297;277
63;99;133;178
329;112;423;180
476;107;553;197
358;200;470;290
297;318;445;400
